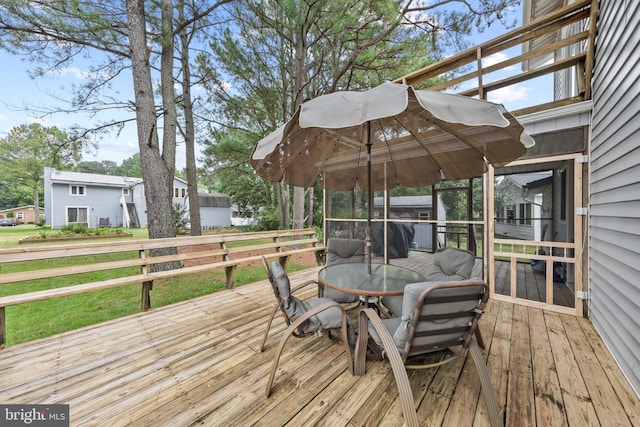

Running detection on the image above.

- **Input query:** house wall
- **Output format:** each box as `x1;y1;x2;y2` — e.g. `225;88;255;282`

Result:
131;183;146;227
200;207;231;228
589;0;640;396
47;183;126;228
0;206;43;224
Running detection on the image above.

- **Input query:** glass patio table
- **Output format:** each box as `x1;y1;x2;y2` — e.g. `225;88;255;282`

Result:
318;263;426;306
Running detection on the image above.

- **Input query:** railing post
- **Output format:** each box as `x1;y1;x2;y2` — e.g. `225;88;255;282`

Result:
139;249;152;311
476;46;485;99
0;307;5;349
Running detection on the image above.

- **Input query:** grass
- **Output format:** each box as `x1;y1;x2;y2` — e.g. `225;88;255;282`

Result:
0;226;315;347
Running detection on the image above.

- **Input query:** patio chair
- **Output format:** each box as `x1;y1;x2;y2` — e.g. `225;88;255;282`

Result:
259;256;355;397
381;247;475;316
322;238;365;305
354;280;502;427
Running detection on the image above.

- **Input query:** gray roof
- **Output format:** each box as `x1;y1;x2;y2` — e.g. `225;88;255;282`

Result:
49;169;143;188
506;171;552;188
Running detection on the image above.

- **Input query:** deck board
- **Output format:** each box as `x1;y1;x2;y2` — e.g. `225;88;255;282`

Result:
0;265;638;426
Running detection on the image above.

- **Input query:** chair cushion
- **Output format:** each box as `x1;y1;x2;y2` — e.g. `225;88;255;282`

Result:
389;281;484;357
271;261;356;345
271;261;315;323
426;248;474;281
382;248;475;317
380;295;403;317
326;238;365;265
323;287;359;303
324;239;364;303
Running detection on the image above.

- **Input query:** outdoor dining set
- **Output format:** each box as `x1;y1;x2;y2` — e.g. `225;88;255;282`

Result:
260;239;502;427
250;81;535;427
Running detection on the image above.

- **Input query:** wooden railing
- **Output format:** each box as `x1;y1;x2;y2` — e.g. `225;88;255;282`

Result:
394;0;598;116
0;228;325;348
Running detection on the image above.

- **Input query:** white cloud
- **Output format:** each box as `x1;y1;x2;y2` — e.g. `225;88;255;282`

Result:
482;52;518;71
59;67;91;79
488;84;532;103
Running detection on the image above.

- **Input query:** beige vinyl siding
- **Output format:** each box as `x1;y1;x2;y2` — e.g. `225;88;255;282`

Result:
589;0;640;395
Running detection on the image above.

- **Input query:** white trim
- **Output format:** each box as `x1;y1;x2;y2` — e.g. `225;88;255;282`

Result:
69;184;86;196
517;100;593;124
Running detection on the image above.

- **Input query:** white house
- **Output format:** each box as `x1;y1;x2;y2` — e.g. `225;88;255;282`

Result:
43;168;231;229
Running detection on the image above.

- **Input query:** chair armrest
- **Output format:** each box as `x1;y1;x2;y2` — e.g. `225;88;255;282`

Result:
290;279;323;294
354;308;419;427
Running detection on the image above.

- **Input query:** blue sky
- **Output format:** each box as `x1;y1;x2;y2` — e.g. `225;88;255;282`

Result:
0;50;160;167
0;3;550;167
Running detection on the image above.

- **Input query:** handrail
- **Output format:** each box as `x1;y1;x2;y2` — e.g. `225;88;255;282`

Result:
394;0;598;116
0;228;325;348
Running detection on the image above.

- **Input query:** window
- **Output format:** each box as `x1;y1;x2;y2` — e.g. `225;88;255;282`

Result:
67;207;88;225
174;188;179;198
181;188;186;197
560;169;567;221
519;203;532;225
123;188;130;196
16;212;24;220
70;185;86;196
418;212;431;220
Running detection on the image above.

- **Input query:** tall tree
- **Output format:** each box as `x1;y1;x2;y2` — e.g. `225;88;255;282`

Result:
113;154;143;178
0;124;82;211
200;0;430;229
200;0;519;230
125;0;176;239
0;0;231;239
0;183;38;210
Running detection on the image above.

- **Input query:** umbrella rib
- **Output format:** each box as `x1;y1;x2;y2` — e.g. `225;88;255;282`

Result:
401;108;488;180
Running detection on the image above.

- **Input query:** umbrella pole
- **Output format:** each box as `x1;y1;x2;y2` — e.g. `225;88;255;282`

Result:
366;137;372;274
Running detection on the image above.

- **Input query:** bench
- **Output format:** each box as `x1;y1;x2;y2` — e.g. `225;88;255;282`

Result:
0;228;325;348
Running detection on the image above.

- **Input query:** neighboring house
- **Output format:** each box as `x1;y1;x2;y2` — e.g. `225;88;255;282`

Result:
194;189;232;229
0;205;44;224
494;171;553;241
43;168;231;229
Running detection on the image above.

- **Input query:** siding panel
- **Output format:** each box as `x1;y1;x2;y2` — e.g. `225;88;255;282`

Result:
590;0;640;396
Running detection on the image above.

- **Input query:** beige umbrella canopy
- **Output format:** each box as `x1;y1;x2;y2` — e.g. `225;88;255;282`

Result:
251;81;534;270
251;81;534;192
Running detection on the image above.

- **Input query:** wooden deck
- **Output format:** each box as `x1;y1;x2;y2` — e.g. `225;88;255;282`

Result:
1;266;638;426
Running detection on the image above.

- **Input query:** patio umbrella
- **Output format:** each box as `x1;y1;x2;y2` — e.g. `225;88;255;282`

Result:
251;81;535;270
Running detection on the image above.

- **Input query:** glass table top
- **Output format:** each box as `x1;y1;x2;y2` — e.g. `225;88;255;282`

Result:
318;262;426;297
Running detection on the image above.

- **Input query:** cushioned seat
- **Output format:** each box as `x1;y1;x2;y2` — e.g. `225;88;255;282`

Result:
259;257;355;397
322;238;364;304
381;247;475;316
354;280;502;427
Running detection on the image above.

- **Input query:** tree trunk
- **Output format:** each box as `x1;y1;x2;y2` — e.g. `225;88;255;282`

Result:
306;187;314;228
160;0;177;182
292;186;304;230
126;0;176;241
178;7;201;236
275;182;289;229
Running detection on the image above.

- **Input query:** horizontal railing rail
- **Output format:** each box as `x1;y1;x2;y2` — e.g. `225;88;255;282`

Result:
394;0;598;116
0;228;325;348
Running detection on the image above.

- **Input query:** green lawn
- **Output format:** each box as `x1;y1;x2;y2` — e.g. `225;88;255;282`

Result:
0;226;313;347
